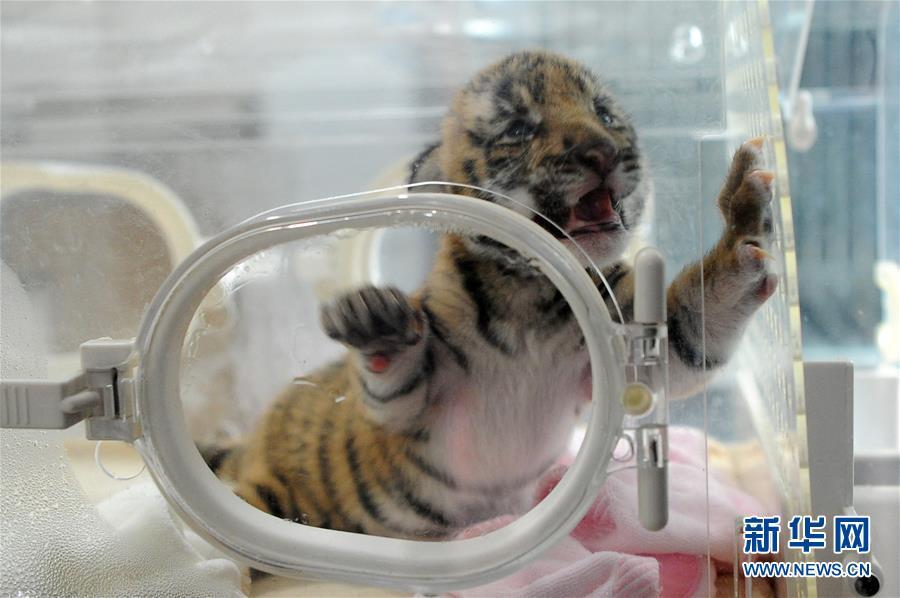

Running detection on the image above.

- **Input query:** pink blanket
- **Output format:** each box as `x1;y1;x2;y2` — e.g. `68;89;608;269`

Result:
448;428;771;598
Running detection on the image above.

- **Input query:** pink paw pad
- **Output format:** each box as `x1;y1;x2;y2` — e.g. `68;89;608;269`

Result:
367;354;392;373
748;169;775;193
741;243;772;262
746;136;766;150
756;274;778;301
737;243;773;269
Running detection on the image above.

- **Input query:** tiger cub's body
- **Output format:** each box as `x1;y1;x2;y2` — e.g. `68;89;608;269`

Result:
205;51;778;538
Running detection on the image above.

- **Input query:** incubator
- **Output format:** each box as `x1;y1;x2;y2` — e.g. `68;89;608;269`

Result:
2;1;897;597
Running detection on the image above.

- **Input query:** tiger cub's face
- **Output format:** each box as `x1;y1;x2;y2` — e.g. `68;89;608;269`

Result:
440;51;646;267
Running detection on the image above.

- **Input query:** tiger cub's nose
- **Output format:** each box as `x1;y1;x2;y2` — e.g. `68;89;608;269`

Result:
576;137;618;175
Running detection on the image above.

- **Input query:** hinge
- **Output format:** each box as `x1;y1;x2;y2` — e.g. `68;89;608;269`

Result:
0;338;140;442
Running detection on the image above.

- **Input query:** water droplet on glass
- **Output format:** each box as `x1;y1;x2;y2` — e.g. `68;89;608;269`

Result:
292;378;318;388
670;24;705;65
197;37;215;56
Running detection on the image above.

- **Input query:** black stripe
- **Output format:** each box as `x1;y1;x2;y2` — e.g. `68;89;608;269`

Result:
271;471;301;522
274;469;323;524
485;156;512;177
408;142;440;184
536;289;572;329
528;71;546;104
472;187;498;201
495;260;528;277
395;477;452;528
537;289;564;312
485;156;514;171
317;416;356;530
612;295;635;323
546;298;573;328
344;435;436;536
372;441;453;530
203;446;231;472
495;77;516;105
619;149;639;161
423;343;435;375
255;484;286;520
572;75;587;94
345;434;389;527
471;237;532;275
453;254;514;355
318;418;335;496
360;373;425;403
598;264;628;299
474;235;507;250
402;446;460;490
462;159;479;185
403;427;430;442
668;310;723;369
280;411;329;524
467;130;486;147
360;347;432;403
605;264;628;289
422;302;470;372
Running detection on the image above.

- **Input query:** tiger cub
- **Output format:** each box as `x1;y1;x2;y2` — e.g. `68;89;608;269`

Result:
204;50;778;538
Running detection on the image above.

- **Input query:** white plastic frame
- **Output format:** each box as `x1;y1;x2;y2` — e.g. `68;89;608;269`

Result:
0;161;201;264
133;192;625;593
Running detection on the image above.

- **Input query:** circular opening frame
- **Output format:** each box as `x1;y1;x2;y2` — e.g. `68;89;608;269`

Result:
133;192;625;593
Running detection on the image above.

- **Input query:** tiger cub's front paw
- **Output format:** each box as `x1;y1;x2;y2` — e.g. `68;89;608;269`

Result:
320;286;424;369
716;138;779;303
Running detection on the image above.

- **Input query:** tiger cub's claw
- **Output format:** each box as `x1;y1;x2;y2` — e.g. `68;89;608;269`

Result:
716;139;779;303
320;285;424;357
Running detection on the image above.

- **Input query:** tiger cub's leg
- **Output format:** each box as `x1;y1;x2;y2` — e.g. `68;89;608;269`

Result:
202;441;303;523
599;139;777;397
320;285;432;431
664;137;778;395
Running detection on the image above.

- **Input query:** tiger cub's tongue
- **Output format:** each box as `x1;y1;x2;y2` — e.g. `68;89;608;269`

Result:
574;188;615;223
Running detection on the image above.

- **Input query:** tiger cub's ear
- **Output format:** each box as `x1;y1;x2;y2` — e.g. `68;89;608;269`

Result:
408;142;445;188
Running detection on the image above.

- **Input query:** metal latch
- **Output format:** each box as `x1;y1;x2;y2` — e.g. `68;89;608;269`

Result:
618;248;670;531
0;338;140;441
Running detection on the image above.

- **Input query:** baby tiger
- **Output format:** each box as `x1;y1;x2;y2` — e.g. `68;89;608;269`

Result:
204;50;778;538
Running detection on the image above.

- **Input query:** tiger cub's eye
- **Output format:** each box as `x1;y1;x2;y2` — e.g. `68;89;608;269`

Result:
593;99;616;126
499;119;537;144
